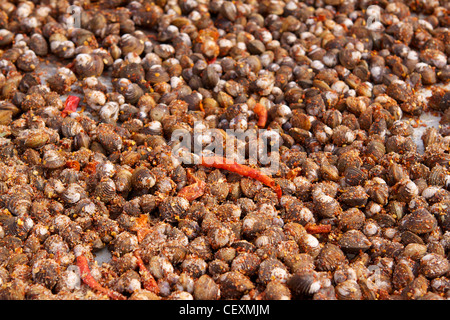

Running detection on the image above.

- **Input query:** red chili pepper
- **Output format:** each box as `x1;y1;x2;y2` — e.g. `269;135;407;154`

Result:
76;254;126;300
65;160;80;171
200;156;282;199
83;161;98;175
177;169;206;201
207;57;217;64
305;223;332;234
253;103;268;128
134;251;159;295
61;95;80;118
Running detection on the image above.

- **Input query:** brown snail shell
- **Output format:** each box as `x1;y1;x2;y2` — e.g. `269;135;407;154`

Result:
312;191;342;218
315;243;346;272
29;33;48;56
394;179;419;203
218;271;255;299
338;186;369;208
61;117;84;138
338;230;372;253
95;178;117;203
60;183;87;205
18;129;50;149
49;39;76;59
6;193;32;217
288;271;323;297
0;29;14;46
96;128;123;154
114;167;133;193
120;34;145;56
119;63;146;83
74;53;104;78
31;258;60;290
428;164;449;187
146;66;171;85
193;274;220;300
364;177;389;206
131;166;156;190
42;149;66;169
399;208;438;235
16;50;39;72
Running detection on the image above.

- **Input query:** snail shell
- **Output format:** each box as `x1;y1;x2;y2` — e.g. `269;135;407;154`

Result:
395;179;419;202
193;274;220;300
288;270;323;297
60;183;87;205
114;169;133;192
95;178;117;203
344;166;368;186
120;34;145;56
6;193;32;217
114;78;144;104
29;33;48;56
61;117;83;138
119;62;145;83
158;196;189;223
316;243;346;272
257;258;289;285
50;40;76;59
73;132;91;150
0;29;14;46
230;252;261;276
312;191;342;218
218;271;255;299
99;102;120;124
16;50;39;72
19;129;50;149
74;53;104;78
146;65;171;85
42;149;66;169
365;177;389;206
399;208;438;234
96;128;123;154
428;164;449;187
131;166;156;190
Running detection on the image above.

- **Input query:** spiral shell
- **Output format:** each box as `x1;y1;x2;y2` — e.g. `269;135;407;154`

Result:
60;183;87;205
312;190;342;218
16;50;39;72
193;274;220;300
114;78;144;104
218;271;255;299
394;179;419;203
0;29;14;46
288;271;323;297
61;117;83;138
18;129;50;149
114;167;133;193
230;252;261;276
74;53;104;78
42;149;66;169
99;102;120;124
428;165;449;187
120;34;144;56
364;178;389;205
95;178;117;203
131;166;156;190
96;128;123;154
119;62;146;84
50;39;76;59
29;33;48;56
146;65;171;85
6;193;32;217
